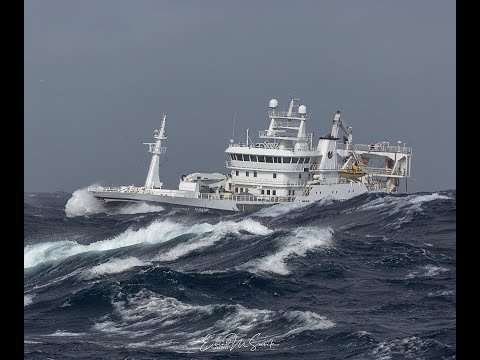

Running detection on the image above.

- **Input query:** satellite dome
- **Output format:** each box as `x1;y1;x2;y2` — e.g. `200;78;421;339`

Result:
298;105;307;115
269;99;278;108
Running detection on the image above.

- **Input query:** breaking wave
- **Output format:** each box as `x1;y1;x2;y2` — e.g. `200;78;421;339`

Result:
82;257;151;279
92;288;334;350
24;218;271;268
155;219;272;261
65;187;104;217
24;190;456;359
244;227;333;275
24;294;35;307
65;187;164;217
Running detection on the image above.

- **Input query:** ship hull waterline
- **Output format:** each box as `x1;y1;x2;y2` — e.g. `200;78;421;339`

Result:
90;182;369;212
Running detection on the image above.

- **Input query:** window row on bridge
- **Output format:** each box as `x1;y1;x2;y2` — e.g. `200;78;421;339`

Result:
230;154;312;164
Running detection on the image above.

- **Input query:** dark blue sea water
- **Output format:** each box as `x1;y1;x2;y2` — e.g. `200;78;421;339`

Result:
24;189;456;359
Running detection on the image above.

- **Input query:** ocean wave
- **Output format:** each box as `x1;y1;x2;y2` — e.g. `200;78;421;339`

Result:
24;218;270;268
371;336;453;359
428;290;455;297
93;288;334;350
356;192;452;212
242;227;333;275
65;187;164;217
253;203;304;218
65;187;104;217
82;257;151;279
406;265;449;279
350;192;453;230
115;202;164;215
155;218;272;261
48;330;86;337
24;294;35;307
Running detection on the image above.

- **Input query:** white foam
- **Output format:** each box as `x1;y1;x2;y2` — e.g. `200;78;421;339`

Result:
244;227;333;275
93;289;335;346
49;330;86;337
82;257;151;279
155;219;272;261
254;203;304;218
25;220;189;268
408;193;451;205
406;265;449;279
24;294;35;307
353;192;452;229
65;186;165;217
115;202;164;215
428;290;455;297
65;187;104;217
60;299;72;307
282;310;335;337
371;336;442;359
24;219;270;268
356;192;451;212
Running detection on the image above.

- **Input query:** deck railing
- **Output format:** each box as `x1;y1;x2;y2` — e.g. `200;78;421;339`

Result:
337;143;412;154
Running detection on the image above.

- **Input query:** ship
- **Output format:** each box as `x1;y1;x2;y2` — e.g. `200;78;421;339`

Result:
88;96;412;212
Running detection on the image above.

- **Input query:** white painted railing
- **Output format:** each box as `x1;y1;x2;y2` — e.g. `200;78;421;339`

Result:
233;178;306;187
226;161;312;172
88;186;145;193
268;110;309;119
310;164;342;171
258;130;309;140
198;193;296;203
364;167;409;177
227;143;317;152
229;142;280;149
337;143;412;154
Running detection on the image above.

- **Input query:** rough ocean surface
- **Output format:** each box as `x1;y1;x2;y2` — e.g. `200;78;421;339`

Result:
24;189;456;359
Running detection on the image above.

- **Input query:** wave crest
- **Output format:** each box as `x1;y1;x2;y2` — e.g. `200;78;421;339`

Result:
244;227;333;275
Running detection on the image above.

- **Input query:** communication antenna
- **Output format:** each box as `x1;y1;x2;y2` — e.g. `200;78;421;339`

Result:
231;111;237;140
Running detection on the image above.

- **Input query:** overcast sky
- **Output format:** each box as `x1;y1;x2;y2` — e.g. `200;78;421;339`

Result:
24;0;455;193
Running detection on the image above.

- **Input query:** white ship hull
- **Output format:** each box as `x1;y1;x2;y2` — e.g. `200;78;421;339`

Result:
90;182;368;212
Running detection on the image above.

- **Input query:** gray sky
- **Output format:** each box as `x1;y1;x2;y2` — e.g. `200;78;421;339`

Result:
25;0;455;193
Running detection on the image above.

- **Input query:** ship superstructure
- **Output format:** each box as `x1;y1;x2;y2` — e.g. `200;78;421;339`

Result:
88;96;412;211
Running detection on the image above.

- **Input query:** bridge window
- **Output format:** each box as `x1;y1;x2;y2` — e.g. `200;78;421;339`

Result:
267;190;270;195
261;190;265;195
240;188;244;193
272;190;276;195
254;171;257;177
305;157;310;163
266;156;273;163
292;190;295;195
273;173;277;179
258;156;265;162
283;157;291;163
246;171;249;177
251;155;257;162
235;187;239;193
235;171;239;176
